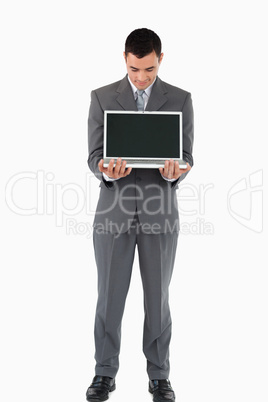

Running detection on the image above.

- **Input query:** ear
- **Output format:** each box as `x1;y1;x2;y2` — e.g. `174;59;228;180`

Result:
123;51;127;63
159;53;164;64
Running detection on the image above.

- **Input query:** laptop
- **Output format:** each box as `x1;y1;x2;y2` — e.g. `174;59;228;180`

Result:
103;110;187;168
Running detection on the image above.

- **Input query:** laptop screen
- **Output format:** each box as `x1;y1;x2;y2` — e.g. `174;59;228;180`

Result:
104;111;182;159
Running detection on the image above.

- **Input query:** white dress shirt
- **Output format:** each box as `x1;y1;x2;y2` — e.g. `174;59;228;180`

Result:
127;75;155;110
103;76;176;182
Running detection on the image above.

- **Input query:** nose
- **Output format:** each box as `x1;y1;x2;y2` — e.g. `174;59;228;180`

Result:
137;71;147;82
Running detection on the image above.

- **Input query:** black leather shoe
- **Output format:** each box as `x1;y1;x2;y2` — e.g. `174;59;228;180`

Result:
149;379;175;402
86;376;116;401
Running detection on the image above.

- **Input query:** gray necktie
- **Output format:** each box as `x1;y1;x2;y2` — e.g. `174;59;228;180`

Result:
136;89;145;111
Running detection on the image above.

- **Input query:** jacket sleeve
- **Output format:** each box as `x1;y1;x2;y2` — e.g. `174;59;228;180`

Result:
87;90;105;181
175;92;194;186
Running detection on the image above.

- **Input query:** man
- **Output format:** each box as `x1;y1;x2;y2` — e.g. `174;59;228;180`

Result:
86;28;194;402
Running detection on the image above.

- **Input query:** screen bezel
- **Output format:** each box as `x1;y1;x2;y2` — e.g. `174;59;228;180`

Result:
103;110;183;161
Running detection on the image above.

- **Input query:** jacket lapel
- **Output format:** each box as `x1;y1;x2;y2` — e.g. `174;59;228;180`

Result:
116;76;137;111
146;77;168;111
115;75;168;111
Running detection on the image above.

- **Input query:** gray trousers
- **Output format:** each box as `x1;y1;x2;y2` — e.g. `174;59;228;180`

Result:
93;215;178;380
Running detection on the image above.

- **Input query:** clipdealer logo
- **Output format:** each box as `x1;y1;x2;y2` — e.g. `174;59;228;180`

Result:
227;170;263;233
5;170;214;237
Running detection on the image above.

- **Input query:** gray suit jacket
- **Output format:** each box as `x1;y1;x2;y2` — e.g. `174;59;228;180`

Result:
87;75;194;234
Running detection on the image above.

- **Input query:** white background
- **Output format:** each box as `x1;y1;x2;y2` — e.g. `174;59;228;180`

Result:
1;1;267;401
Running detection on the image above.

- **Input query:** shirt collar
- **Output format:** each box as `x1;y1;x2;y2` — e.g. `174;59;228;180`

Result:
127;75;156;98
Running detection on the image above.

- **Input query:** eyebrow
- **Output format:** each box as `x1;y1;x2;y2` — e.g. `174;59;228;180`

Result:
130;66;155;70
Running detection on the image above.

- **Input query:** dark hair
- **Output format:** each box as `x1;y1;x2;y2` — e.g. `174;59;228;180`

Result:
125;28;162;59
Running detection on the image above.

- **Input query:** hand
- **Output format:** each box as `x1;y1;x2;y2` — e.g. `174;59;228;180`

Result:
98;158;132;179
159;159;191;180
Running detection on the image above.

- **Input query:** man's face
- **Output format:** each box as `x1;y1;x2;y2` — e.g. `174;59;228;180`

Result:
124;51;163;91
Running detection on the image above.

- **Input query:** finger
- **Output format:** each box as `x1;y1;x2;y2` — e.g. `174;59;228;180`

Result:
163;160;169;177
118;159;127;176
174;160;180;177
168;159;174;178
113;157;122;177
180;162;191;172
123;167;132;177
107;159;115;177
186;162;192;171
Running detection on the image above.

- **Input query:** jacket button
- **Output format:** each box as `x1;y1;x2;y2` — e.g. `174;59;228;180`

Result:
136;177;141;182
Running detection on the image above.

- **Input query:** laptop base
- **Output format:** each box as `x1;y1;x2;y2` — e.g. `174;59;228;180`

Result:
103;158;187;169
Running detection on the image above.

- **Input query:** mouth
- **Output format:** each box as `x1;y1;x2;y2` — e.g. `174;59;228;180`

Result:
137;80;149;86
